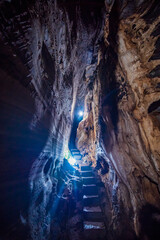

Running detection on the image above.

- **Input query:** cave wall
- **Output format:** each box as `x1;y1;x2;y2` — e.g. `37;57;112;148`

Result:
0;0;104;239
1;0;160;239
77;0;160;239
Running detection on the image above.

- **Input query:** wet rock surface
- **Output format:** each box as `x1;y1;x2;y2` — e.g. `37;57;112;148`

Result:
0;0;103;239
77;0;160;239
0;0;160;240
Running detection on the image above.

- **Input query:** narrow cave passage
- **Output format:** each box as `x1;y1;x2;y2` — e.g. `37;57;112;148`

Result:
0;1;160;240
57;108;109;240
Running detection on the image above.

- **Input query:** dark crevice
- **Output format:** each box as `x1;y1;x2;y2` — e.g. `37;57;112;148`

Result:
139;204;160;240
143;0;160;24
41;42;55;85
69;107;83;150
99;1;120;137
149;37;160;61
151;22;160;37
148;65;160;78
148;99;160;113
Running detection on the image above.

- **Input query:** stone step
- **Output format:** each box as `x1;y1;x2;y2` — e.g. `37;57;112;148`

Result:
83;206;102;213
83;184;98;195
71;149;80;153
81;171;94;177
83;184;96;187
84;221;106;240
74;155;82;160
83;195;99;207
81;165;92;171
83;206;103;222
72;151;80;155
83;177;96;185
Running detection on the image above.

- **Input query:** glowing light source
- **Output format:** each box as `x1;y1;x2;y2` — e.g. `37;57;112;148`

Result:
78;110;83;117
64;146;76;166
68;157;76;165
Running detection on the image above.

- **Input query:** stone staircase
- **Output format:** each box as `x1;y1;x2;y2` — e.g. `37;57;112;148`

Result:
81;165;107;240
70;148;82;161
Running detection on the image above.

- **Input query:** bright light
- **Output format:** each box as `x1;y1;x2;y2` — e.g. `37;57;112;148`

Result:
68;157;76;165
78;110;83;117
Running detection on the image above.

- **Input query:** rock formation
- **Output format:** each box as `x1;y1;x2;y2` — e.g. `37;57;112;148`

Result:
77;0;160;239
0;0;160;240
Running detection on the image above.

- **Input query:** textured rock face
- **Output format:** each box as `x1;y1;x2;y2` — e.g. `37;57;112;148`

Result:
0;0;103;239
77;0;160;239
1;0;160;240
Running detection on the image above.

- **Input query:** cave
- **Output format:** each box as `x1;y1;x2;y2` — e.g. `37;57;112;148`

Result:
0;0;160;240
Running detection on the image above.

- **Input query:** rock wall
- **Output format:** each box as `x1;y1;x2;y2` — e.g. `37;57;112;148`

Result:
77;0;160;239
1;0;160;239
0;0;104;239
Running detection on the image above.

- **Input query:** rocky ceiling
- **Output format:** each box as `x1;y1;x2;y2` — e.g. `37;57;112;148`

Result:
0;0;160;240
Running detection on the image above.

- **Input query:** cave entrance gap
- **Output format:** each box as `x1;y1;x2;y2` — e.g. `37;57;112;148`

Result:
68;107;83;153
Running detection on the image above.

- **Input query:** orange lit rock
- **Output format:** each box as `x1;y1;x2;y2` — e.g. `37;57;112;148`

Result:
77;1;160;239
